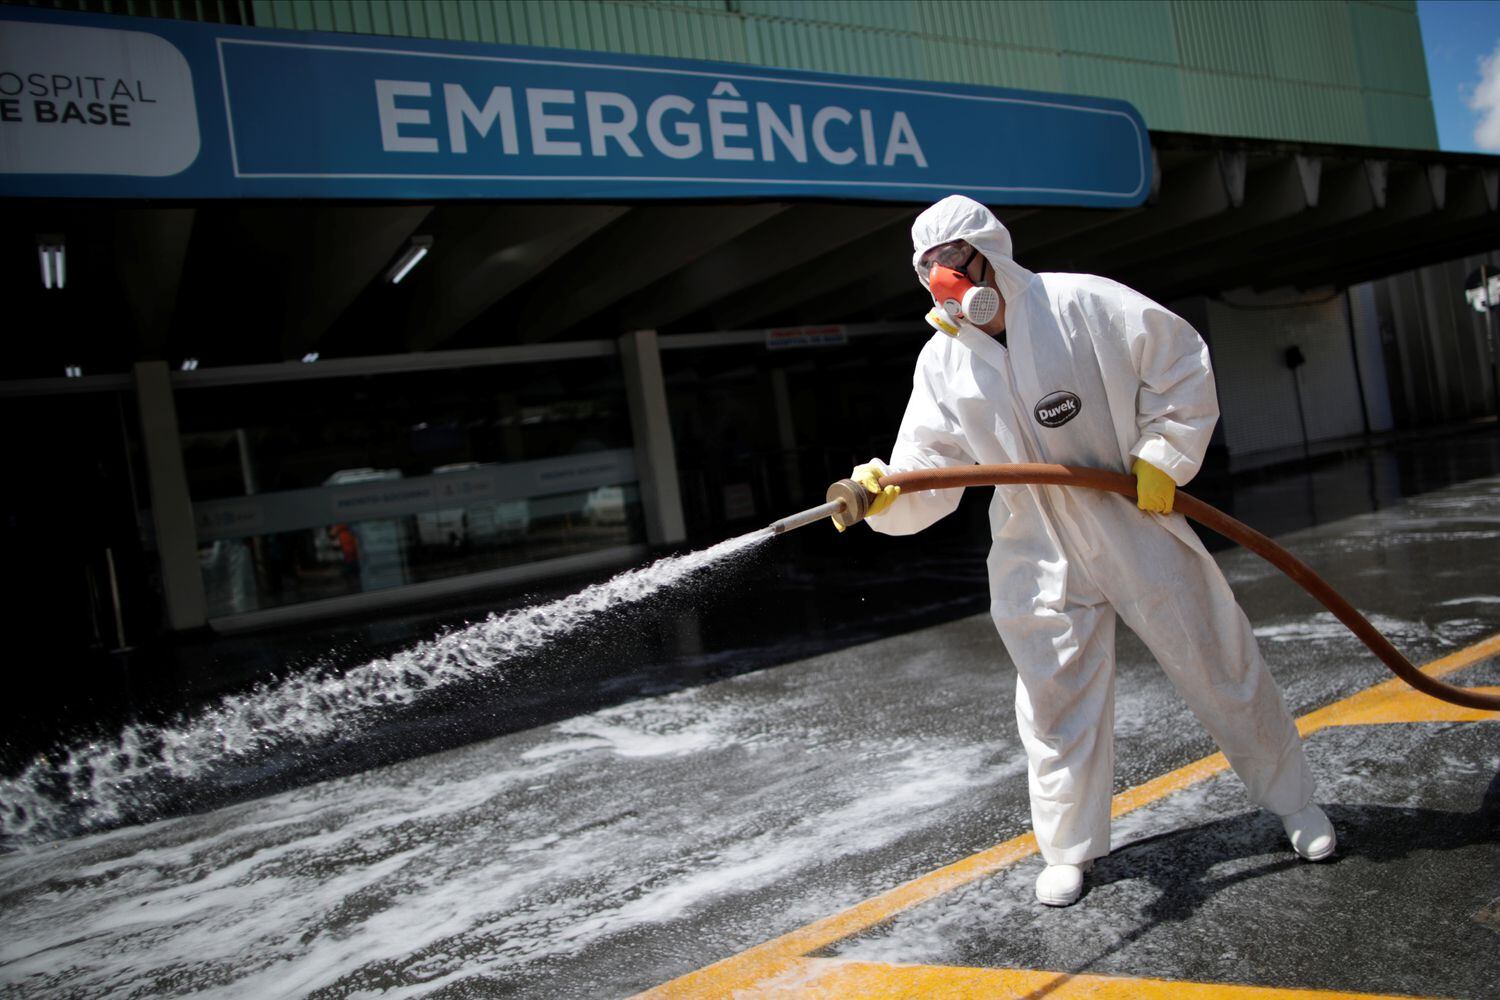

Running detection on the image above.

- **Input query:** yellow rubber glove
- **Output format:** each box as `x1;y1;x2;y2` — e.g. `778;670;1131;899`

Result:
834;462;901;531
1132;458;1175;514
925;307;960;336
854;463;900;516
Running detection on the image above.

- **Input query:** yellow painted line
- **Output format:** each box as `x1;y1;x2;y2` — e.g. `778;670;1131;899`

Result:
636;633;1500;1000
1304;685;1500;728
1297;632;1500;733
637;830;1043;999
763;958;1430;999
1109;750;1231;818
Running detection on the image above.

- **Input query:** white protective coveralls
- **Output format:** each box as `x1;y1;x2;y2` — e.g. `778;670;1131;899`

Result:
870;195;1315;865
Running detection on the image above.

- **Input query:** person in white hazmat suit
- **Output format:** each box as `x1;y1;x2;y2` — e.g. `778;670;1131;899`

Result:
855;195;1335;907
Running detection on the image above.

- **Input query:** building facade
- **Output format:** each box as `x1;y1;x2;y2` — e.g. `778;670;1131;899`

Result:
1;0;1495;649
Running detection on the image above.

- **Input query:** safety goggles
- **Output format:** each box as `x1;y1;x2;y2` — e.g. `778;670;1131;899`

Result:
917;241;978;278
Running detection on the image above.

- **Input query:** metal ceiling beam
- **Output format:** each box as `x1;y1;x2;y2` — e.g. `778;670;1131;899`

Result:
114;208;196;357
1007;205;1137;256
284;205;435;357
403;203;630;351
787;259;931;326
1245;169;1496;291
1141;159;1384;287
1102;153;1320;277
707;220;914;330
617;204;914;330
1135;165;1467;297
510;202;789;342
1065;154;1234;263
228;203;437;358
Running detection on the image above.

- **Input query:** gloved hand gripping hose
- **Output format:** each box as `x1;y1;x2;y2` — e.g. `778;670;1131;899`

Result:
857;463;1500;712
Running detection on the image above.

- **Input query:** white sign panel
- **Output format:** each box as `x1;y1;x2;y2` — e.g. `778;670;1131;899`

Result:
0;19;200;176
0;7;1149;206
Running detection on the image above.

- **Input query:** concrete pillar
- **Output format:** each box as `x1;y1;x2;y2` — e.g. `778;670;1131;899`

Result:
619;330;687;545
134;361;207;630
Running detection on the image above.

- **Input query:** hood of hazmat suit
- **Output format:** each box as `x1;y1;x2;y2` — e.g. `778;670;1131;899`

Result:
887;193;1220;545
873;195;1313;866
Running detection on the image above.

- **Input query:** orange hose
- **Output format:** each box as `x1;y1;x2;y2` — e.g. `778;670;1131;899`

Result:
879;463;1500;711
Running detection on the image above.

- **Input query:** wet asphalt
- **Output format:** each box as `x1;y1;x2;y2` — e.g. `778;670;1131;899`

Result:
1;430;1498;998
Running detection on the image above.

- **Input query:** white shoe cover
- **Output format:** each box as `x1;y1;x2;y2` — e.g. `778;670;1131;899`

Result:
1035;861;1092;907
1281;803;1336;861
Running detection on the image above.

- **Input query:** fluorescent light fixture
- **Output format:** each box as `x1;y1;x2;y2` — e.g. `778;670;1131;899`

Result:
37;236;65;290
301;352;320;363
181;358;199;371
385;235;433;284
64;365;82;378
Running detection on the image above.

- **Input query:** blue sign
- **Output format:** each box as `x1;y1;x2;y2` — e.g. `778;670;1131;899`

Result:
0;6;1150;206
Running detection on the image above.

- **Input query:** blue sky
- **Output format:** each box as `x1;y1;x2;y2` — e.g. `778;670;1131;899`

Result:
1418;0;1500;151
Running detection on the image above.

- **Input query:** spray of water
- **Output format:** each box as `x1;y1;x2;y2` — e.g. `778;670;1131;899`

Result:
0;530;773;844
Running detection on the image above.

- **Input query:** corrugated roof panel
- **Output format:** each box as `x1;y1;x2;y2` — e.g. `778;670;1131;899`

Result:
346;0;373;35
426;1;447;41
1170;0;1273;78
602;2;632;54
1365;91;1442;150
800;0;912;34
1275;78;1370;145
736;0;797;21
1052;0;1178;64
1261;0;1360;87
243;0;1436;150
614;2;645;53
751;17;789;69
1062;54;1186;130
549;1;578;47
415;1;439;39
909;34;1059;92
374;1;401;34
382;1;407;38
993;0;1062;53
442;1;467;41
1179;68;1281;140
469;0;494;43
1351;0;1431;97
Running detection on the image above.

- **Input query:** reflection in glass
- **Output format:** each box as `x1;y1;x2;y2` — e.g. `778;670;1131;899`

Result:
178;359;644;617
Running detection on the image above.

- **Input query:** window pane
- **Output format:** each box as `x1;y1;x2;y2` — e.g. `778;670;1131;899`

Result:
177;359;644;615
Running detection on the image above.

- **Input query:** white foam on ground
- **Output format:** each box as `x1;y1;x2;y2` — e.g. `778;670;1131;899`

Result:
1252;612;1423;644
0;530;771;844
521;695;751;760
0;673;1015;998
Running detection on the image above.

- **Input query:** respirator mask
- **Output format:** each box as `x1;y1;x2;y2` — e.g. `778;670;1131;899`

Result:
918;242;1001;332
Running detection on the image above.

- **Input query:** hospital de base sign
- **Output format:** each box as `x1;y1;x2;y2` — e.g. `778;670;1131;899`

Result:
0;6;1149;206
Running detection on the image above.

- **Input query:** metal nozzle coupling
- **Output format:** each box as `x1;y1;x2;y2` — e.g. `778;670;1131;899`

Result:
825;478;872;530
765;479;873;535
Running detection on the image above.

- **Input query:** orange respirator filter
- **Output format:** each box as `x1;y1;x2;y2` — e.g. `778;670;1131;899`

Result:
929;264;1000;326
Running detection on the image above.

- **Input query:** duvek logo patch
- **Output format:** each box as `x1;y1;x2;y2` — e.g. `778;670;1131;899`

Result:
1034;391;1082;428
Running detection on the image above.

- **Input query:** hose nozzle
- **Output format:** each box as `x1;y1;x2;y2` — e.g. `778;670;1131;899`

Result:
825;478;871;529
765;479;872;535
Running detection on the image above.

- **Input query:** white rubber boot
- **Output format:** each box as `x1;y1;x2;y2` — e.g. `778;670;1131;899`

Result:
1035;861;1092;907
1281;803;1336;860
